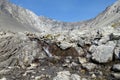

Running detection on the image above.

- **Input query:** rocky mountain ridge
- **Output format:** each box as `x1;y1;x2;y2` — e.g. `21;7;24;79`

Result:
0;0;119;33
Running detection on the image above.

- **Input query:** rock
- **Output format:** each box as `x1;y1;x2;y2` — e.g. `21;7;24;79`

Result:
58;42;72;50
77;38;85;47
71;74;81;80
82;78;87;80
0;77;7;80
78;57;87;64
53;71;81;80
82;63;97;71
75;47;84;56
98;36;110;45
109;33;120;40
111;73;120;79
91;74;96;78
114;47;120;60
89;45;97;53
112;64;120;72
53;71;71;80
35;74;51;80
92;41;116;63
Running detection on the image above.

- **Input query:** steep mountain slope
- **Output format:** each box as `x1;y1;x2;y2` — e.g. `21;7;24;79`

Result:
0;0;41;32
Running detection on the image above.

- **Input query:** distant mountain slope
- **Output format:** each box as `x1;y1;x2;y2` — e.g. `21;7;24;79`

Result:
0;0;119;33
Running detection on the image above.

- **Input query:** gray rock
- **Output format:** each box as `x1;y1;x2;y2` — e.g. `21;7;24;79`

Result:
92;41;116;63
82;78;88;80
111;73;120;79
0;77;7;80
82;63;97;71
53;71;81;80
53;71;71;80
112;64;120;72
110;33;120;40
89;45;97;53
58;42;72;50
98;36;110;45
77;38;85;47
114;47;120;60
71;74;81;80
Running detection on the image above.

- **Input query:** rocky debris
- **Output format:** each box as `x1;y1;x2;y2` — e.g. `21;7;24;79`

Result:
91;41;116;63
0;31;119;80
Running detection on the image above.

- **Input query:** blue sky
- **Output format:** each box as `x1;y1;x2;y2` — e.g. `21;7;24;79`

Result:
9;0;116;22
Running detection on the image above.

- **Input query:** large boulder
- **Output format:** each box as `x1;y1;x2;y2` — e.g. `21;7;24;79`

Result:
91;41;116;63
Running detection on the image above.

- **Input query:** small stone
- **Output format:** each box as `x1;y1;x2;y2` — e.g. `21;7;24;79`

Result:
91;74;96;78
71;74;81;80
78;57;87;64
71;62;78;66
82;78;87;80
82;63;97;71
114;47;120;60
112;64;120;72
35;76;41;80
53;71;71;80
58;42;72;50
0;77;7;80
89;45;97;53
111;73;120;79
41;68;45;71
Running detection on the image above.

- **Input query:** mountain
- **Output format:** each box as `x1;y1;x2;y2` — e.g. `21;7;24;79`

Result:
0;0;120;33
0;0;120;80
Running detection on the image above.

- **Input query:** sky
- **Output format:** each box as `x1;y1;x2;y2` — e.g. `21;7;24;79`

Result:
9;0;116;22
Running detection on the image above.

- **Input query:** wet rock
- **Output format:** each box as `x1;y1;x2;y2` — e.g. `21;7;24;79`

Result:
112;64;120;72
71;74;81;80
82;63;97;71
92;41;116;63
